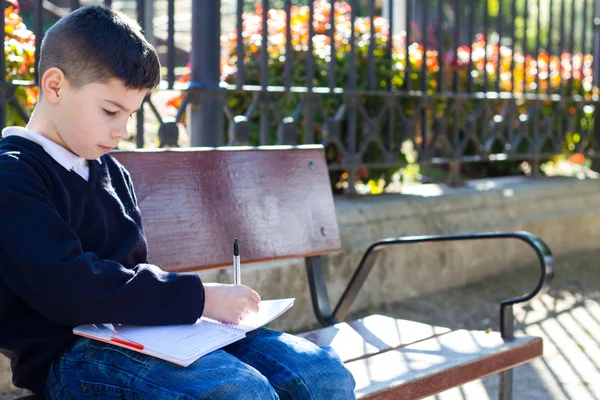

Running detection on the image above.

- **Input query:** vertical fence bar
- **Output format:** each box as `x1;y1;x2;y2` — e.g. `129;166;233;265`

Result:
368;0;376;90
259;0;269;145
421;0;429;155
453;0;460;92
522;0;529;93
496;0;502;92
385;0;394;154
592;0;600;166
386;0;393;91
260;0;268;90
347;0;358;192
578;0;589;155
535;0;541;94
236;0;244;89
547;0;554;95
385;0;396;153
437;0;444;92
284;0;292;90
450;0;462;185
467;0;475;92
510;0;517;92
507;0;517;172
581;0;589;96
34;0;43;85
188;0;223;147
1;0;6;128
532;0;542;175
595;0;600;88
349;0;357;90
328;1;336;90
136;0;145;148
568;0;576;94
557;0;568;173
104;0;112;8
70;0;80;10
405;0;413;91
167;0;175;89
559;0;566;93
305;0;315;143
307;1;315;90
421;0;429;93
483;0;489;92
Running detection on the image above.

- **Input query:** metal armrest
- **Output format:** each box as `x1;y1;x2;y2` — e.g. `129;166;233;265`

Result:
306;231;555;339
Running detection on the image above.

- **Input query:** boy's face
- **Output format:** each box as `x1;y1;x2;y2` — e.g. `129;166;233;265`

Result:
53;77;148;160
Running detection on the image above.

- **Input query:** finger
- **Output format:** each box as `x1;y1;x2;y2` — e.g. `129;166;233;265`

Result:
249;289;261;304
247;301;260;314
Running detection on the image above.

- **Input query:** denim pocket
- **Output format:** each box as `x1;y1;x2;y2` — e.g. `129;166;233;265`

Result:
88;341;153;366
80;380;141;399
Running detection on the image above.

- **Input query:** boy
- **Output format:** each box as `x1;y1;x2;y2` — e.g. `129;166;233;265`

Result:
0;6;355;399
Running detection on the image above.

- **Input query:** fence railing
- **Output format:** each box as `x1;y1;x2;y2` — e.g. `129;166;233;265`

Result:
2;0;600;192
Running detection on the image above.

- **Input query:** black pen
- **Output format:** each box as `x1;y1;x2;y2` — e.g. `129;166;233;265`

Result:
233;238;241;285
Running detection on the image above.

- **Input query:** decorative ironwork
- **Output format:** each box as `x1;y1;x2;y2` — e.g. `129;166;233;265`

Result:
1;0;599;191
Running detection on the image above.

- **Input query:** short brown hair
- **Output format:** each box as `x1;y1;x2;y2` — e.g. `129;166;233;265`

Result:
39;5;161;90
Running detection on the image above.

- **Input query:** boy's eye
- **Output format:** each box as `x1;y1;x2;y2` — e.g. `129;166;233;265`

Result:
103;109;117;116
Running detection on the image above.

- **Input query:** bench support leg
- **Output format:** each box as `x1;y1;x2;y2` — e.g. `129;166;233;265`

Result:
499;305;514;399
305;256;334;326
498;369;514;400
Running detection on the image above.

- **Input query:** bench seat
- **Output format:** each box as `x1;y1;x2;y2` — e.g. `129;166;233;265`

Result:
298;314;451;363
299;315;542;399
346;331;541;399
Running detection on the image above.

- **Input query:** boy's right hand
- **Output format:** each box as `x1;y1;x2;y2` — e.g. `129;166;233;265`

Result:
202;283;261;325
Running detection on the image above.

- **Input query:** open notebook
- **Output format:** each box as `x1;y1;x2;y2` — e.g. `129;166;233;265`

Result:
73;298;295;367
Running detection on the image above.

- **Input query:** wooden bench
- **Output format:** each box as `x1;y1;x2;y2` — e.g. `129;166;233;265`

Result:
14;145;554;399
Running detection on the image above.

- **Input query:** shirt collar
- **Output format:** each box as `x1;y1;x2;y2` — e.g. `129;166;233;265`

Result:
1;126;102;170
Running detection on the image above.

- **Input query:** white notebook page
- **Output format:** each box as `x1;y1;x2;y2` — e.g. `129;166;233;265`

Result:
111;298;295;360
118;320;243;360
238;298;295;331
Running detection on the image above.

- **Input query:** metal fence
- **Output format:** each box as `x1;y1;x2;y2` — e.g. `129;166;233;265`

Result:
2;0;600;191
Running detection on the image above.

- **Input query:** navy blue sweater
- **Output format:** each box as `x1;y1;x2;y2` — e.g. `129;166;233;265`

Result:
0;136;204;394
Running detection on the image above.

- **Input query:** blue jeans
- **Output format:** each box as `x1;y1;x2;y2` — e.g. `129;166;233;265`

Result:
44;327;356;399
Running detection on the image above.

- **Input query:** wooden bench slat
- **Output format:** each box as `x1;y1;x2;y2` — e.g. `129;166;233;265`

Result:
112;147;340;273
346;330;543;399
299;314;451;363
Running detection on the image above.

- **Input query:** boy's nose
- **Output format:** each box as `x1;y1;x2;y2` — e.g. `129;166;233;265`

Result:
111;126;128;139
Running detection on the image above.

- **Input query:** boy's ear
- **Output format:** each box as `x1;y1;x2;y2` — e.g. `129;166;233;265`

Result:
41;67;67;104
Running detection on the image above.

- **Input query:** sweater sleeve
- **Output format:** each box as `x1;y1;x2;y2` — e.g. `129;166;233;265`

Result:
0;153;204;326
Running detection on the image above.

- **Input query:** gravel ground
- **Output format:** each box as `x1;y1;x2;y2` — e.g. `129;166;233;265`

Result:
3;250;599;400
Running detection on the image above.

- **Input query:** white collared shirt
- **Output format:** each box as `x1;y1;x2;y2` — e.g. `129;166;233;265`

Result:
1;126;101;181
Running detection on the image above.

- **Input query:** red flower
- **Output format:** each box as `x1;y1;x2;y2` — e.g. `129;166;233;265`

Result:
568;153;585;165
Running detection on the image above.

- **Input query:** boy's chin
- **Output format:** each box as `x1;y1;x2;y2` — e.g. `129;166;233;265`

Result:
77;149;104;160
91;145;113;158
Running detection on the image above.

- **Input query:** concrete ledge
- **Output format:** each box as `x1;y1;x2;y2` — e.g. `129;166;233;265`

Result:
199;176;600;333
2;176;599;394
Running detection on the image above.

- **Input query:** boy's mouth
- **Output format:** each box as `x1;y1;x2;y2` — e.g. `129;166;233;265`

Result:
99;145;113;153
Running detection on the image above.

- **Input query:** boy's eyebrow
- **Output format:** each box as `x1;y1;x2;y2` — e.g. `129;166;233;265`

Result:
104;100;141;114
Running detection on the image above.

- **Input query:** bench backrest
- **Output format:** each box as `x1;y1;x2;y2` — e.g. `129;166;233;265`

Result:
112;145;340;273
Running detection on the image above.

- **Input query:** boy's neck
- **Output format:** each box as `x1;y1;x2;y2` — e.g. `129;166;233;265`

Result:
26;103;68;150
